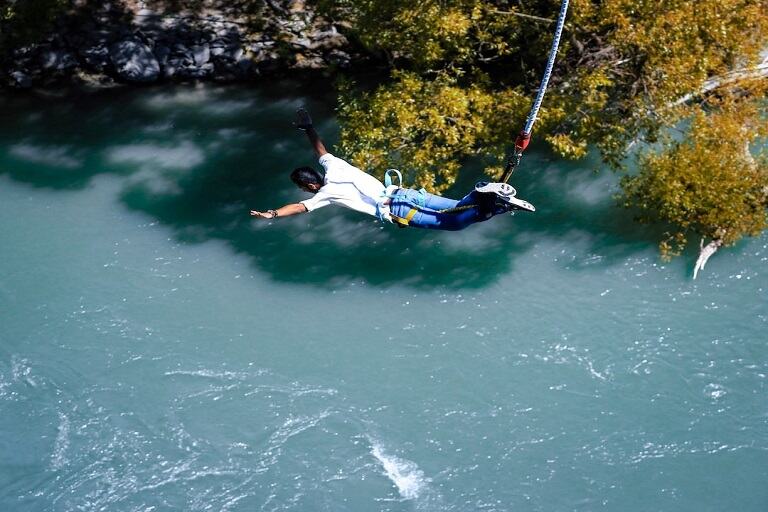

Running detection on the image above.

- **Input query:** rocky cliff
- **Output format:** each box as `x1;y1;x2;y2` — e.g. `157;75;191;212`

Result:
3;0;357;89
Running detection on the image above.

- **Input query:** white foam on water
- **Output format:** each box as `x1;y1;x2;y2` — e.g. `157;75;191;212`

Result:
105;141;205;170
202;99;256;116
141;88;262;116
8;142;83;169
11;357;37;387
705;382;727;400
139;464;240;491
0;363;11;398
50;412;70;470
163;369;253;381
370;442;429;500
252;410;333;476
142;88;212;109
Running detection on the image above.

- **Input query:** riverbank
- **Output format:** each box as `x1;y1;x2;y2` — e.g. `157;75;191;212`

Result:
2;0;364;89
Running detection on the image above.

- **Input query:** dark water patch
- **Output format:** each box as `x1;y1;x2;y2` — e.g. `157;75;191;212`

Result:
1;84;670;289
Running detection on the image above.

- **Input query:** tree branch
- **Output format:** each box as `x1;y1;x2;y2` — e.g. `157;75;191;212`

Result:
487;9;556;24
693;237;723;279
672;51;768;106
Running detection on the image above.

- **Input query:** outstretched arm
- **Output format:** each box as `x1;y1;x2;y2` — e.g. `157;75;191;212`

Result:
296;108;328;158
250;203;308;219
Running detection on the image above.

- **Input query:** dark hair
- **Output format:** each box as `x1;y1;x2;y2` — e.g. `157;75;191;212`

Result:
290;166;324;189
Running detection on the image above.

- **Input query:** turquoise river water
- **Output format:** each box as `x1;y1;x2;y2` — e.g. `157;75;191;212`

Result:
0;84;766;511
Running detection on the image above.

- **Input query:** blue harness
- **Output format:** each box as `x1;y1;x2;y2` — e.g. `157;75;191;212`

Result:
381;169;432;227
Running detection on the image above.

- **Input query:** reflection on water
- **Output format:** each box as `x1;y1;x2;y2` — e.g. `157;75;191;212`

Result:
1;84;766;512
0;84;666;289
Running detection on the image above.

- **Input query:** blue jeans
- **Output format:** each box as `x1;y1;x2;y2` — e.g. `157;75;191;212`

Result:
389;188;509;231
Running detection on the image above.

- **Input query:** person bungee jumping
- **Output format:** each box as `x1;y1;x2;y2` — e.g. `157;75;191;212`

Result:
249;108;534;230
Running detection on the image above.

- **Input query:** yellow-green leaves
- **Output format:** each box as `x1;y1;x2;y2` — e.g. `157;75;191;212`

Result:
337;70;530;192
334;0;768;258
323;0;525;68
598;0;766;104
621;95;768;258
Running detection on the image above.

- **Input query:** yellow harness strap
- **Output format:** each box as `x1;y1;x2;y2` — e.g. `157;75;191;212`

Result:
391;208;419;227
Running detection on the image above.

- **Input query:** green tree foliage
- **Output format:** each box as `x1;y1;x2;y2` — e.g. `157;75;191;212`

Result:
337;71;530;190
621;88;768;259
327;0;768;256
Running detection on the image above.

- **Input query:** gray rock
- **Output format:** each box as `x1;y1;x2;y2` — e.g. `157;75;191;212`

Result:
228;46;244;61
172;43;194;65
247;41;274;53
246;42;263;54
109;39;160;83
192;44;210;66
163;57;185;78
291;36;312;49
80;45;110;71
2;2;353;86
293;53;325;69
10;70;33;89
308;28;346;50
283;18;309;33
40;49;78;71
13;46;35;59
327;49;351;68
172;42;189;53
177;62;214;79
211;42;243;61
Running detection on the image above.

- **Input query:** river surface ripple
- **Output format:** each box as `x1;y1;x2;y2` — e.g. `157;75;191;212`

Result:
0;85;766;512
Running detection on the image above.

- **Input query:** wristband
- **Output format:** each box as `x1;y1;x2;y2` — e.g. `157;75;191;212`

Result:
267;209;278;218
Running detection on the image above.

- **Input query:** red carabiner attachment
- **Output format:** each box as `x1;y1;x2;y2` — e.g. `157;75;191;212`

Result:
514;131;531;153
501;132;532;184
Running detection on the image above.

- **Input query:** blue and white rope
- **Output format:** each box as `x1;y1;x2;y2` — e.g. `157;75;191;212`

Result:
522;0;570;136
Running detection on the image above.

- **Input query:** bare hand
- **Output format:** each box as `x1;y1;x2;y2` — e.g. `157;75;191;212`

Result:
295;107;313;130
250;210;274;219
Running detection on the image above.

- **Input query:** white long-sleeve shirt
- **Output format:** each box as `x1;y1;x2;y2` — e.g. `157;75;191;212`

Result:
300;153;391;221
